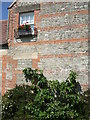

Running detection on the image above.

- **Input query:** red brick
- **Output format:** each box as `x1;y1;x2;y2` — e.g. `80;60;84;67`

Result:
9;37;88;47
39;24;87;31
39;10;88;19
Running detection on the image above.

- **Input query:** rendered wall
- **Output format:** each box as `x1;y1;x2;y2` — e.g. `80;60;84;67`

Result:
2;2;89;95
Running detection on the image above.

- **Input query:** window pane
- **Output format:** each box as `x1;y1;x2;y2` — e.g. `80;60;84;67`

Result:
20;16;26;25
30;24;34;33
22;16;25;21
26;16;29;20
20;12;34;25
21;20;23;24
26;15;30;23
30;15;34;24
23;20;26;24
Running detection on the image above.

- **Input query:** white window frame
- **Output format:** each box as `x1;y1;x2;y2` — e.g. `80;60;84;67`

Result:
19;12;34;34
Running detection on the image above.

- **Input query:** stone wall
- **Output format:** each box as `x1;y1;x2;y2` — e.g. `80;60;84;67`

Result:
1;2;89;95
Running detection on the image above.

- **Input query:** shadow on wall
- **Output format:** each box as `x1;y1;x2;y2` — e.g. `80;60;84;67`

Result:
0;44;8;49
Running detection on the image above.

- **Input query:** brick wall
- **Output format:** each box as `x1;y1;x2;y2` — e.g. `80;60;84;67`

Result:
1;2;89;95
0;20;8;45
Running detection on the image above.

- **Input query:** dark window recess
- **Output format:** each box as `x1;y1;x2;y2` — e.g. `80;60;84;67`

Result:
0;43;8;49
18;29;32;36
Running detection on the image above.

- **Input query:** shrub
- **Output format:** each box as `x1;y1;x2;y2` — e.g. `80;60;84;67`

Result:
2;85;36;120
2;68;90;120
81;89;90;120
23;69;83;120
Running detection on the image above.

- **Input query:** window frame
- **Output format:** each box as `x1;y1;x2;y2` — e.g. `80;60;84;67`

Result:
19;11;34;34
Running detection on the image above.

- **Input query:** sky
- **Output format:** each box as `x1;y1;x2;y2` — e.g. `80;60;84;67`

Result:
0;2;12;20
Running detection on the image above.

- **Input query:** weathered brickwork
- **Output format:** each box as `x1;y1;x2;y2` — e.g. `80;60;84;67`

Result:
2;55;17;95
1;1;90;95
40;2;88;14
38;56;88;83
38;26;88;41
39;15;88;28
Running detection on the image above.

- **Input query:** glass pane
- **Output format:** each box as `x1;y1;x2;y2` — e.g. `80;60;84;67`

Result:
30;24;34;33
30;14;34;24
30;15;33;20
23;20;26;24
22;16;25;21
20;16;26;25
26;16;30;22
26;17;30;23
20;12;34;25
26;16;29;20
21;20;23;24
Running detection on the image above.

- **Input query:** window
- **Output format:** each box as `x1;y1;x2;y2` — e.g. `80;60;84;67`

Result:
19;12;34;34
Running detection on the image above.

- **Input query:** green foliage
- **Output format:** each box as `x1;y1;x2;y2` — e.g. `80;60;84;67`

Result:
81;89;90;120
2;68;90;120
23;68;47;88
23;69;85;120
2;85;36;120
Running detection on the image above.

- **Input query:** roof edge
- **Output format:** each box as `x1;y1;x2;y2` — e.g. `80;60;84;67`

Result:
8;0;16;9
